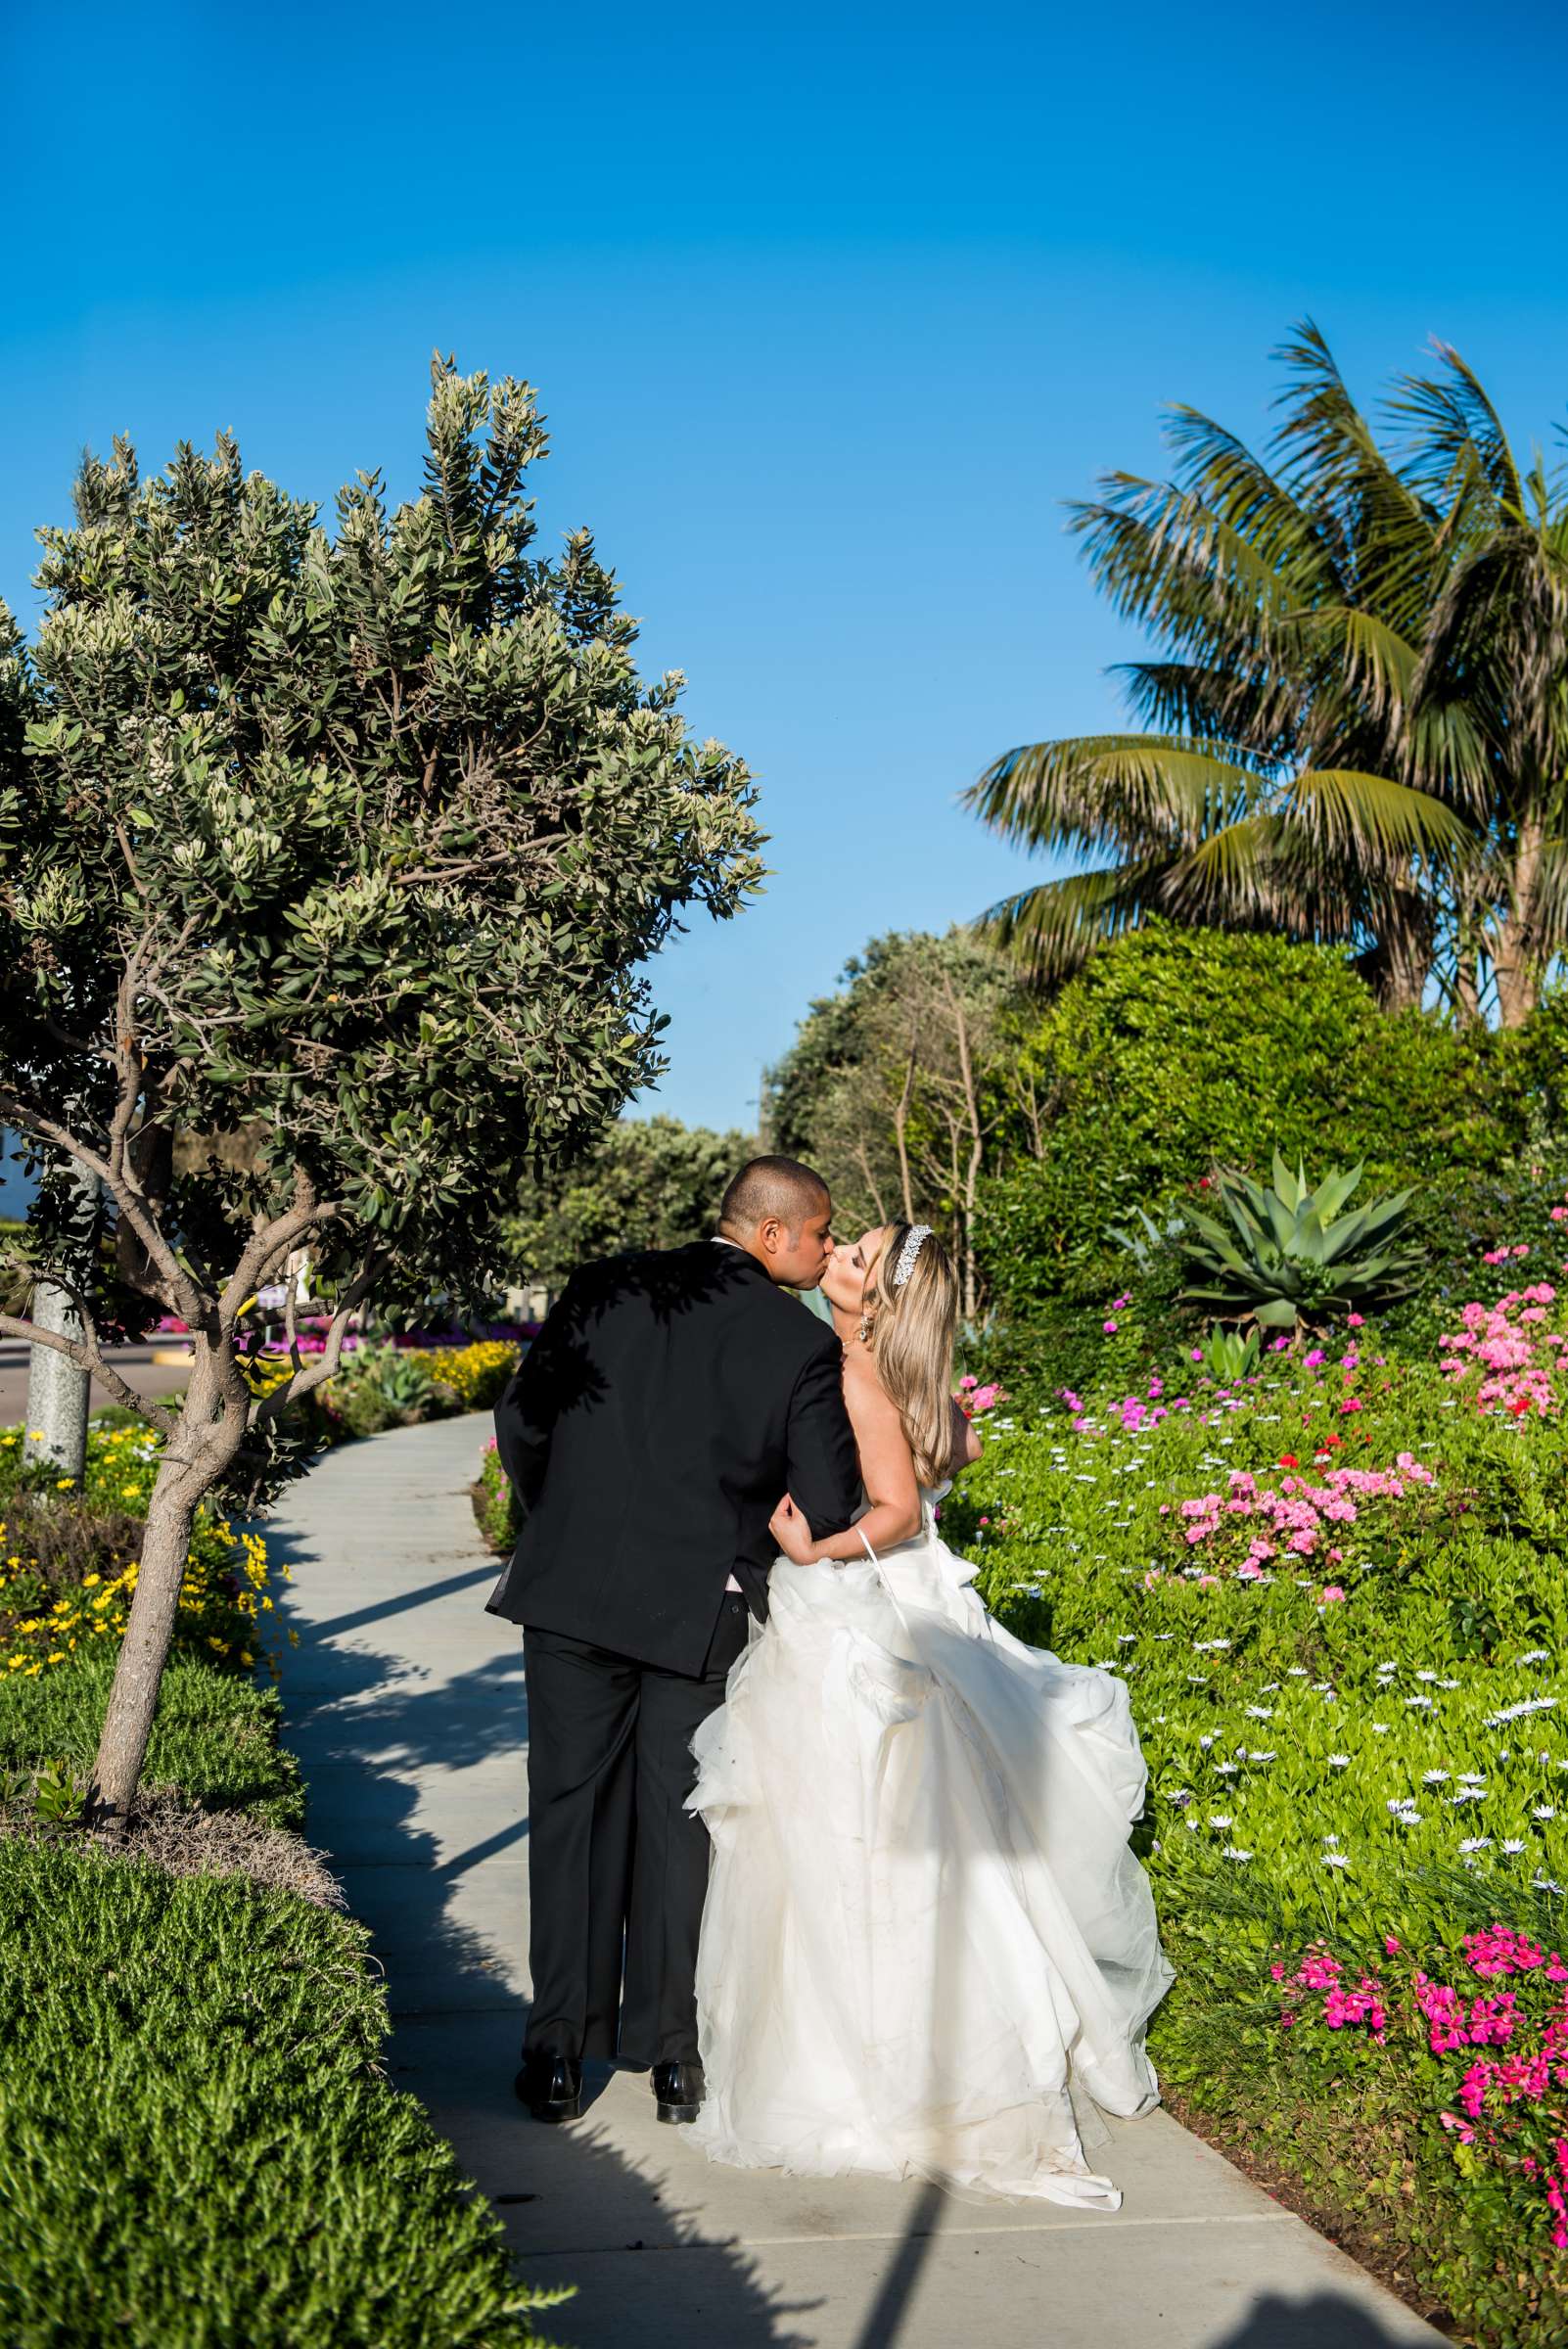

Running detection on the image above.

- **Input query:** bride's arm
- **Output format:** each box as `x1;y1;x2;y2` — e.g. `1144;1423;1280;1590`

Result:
770;1367;920;1563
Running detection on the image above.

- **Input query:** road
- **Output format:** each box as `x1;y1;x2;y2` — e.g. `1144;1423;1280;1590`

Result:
0;1339;193;1430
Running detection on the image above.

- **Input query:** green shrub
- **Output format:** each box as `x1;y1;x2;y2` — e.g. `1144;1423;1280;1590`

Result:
472;1438;520;1556
0;1650;303;1824
978;925;1508;1326
0;1836;566;2348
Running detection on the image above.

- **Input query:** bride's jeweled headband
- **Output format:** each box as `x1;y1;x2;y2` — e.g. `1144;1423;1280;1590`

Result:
891;1223;932;1289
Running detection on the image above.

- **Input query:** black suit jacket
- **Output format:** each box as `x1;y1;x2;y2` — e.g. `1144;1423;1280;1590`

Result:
486;1241;860;1674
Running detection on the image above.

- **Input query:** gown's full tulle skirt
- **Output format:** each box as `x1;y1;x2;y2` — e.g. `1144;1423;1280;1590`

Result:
687;1500;1174;2206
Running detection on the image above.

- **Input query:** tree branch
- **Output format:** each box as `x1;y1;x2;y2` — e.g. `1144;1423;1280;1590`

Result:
248;1257;383;1430
0;1309;181;1436
218;1198;345;1326
0;1089;208;1327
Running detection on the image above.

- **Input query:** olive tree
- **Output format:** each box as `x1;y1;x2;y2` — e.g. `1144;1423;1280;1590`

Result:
0;357;762;1820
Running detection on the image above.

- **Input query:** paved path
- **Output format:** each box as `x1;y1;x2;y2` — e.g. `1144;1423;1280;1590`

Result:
271;1416;1446;2349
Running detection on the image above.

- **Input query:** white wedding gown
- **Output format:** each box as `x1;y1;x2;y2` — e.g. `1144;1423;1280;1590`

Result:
687;1487;1174;2206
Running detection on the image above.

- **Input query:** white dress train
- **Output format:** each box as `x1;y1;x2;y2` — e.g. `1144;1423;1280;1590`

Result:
687;1488;1174;2206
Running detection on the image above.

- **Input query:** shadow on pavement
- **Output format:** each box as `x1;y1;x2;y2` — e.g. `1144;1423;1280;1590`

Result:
267;1489;819;2348
1212;2293;1437;2348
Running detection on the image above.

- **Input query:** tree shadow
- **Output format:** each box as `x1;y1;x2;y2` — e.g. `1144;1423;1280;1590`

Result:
267;1466;821;2349
1209;2293;1439;2348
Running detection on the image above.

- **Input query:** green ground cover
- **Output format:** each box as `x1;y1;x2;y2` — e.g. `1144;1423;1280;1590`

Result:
951;1247;1568;2345
0;1418;566;2349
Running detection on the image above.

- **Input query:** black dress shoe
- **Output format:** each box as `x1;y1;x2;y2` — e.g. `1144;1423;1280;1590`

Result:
515;2051;581;2123
652;2058;705;2124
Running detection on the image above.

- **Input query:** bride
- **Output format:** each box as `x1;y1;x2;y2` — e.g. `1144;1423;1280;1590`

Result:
687;1220;1174;2206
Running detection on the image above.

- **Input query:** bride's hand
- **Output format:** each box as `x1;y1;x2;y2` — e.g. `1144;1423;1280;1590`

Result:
769;1494;818;1564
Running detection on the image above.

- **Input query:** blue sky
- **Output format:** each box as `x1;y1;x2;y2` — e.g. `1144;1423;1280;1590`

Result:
5;0;1567;1132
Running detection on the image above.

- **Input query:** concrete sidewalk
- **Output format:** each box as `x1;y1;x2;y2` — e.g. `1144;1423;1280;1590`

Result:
271;1415;1445;2349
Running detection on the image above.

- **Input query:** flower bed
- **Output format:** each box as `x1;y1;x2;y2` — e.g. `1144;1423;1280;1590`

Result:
0;1424;276;1684
951;1256;1568;2342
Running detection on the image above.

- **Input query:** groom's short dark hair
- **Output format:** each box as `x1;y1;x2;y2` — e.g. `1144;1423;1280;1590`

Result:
719;1156;829;1237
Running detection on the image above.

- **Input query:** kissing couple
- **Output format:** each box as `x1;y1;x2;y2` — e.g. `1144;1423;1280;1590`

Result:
487;1157;1172;2203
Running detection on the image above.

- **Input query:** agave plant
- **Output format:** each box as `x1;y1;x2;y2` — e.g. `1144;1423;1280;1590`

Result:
1197;1325;1263;1383
1160;1155;1419;1332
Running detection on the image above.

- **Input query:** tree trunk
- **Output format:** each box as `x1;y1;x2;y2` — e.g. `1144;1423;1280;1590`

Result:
23;1281;90;1484
23;1160;100;1482
1495;814;1545;1030
893;1033;917;1225
1361;898;1434;1015
89;1351;242;1823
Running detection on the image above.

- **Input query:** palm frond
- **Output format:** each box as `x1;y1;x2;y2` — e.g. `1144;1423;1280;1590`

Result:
1068;476;1331;663
1291;605;1418;727
1390;343;1524;512
975;859;1170;983
965;734;1261;856
1284;766;1470;868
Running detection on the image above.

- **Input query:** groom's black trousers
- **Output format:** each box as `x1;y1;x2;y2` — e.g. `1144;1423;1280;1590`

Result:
522;1595;750;2068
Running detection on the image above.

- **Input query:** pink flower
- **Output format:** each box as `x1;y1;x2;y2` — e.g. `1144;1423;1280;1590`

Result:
1347;1313;1364;1327
1320;1585;1346;1603
1103;1319;1119;1334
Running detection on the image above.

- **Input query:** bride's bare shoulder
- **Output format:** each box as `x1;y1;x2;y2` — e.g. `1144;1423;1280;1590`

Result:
841;1346;899;1422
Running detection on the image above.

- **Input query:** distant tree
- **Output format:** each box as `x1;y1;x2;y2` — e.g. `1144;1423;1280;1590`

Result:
764;931;1024;1315
0;358;762;1820
504;1114;754;1295
971;324;1568;1024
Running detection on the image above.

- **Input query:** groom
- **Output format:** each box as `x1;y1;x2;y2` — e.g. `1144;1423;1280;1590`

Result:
488;1156;859;2124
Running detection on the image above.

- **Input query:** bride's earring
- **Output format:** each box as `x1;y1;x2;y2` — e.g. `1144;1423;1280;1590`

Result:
856;1309;873;1346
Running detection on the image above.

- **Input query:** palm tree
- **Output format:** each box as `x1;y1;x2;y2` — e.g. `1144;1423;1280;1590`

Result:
969;326;1568;1022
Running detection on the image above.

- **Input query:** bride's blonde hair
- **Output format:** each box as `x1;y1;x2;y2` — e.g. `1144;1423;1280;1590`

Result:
862;1221;960;1486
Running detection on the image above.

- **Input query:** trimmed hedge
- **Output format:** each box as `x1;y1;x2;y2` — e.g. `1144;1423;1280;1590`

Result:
0;1422;567;2348
0;1649;303;1824
0;1837;561;2348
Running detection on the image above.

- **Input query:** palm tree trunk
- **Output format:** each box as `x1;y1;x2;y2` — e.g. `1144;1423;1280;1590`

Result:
1361;897;1434;1014
1495;813;1546;1029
